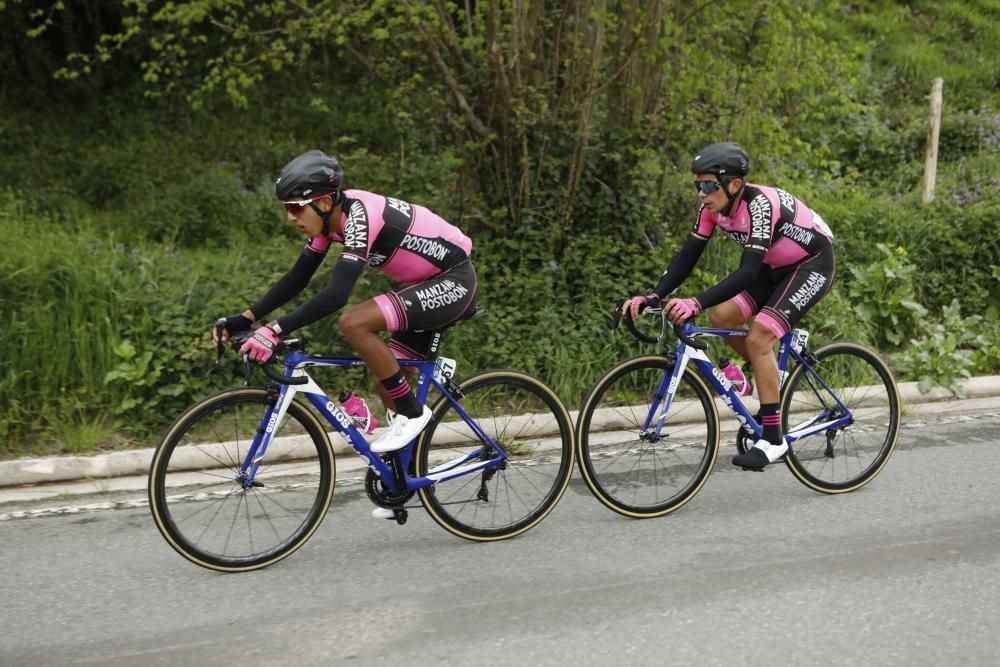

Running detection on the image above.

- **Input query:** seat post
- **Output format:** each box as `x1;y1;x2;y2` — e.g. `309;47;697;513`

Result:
425;331;443;362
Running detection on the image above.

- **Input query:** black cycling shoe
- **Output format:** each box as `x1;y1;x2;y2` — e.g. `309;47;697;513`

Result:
732;440;788;471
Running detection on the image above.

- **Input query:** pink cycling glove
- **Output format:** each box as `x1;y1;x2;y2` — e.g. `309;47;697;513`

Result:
665;297;701;322
239;325;281;363
625;294;659;319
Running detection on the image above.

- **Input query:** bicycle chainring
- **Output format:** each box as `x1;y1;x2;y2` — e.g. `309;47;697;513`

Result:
364;468;414;509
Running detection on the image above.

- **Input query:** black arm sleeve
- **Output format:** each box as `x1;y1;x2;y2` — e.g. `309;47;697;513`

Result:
274;257;366;334
695;248;765;309
651;234;709;299
249;247;326;320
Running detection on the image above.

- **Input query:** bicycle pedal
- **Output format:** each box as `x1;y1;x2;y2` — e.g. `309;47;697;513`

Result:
740;465;766;473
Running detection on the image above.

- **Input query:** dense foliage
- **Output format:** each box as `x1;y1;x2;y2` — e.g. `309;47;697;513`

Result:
1;0;998;457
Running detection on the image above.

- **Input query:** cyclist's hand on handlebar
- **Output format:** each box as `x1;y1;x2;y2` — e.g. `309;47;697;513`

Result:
213;314;253;345
238;325;281;363
622;294;659;321
664;297;701;324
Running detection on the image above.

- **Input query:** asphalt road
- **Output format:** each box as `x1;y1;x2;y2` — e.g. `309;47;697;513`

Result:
2;407;999;666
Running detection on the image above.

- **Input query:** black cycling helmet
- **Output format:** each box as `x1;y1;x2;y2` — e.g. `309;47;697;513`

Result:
691;142;750;178
276;150;344;236
275;149;344;202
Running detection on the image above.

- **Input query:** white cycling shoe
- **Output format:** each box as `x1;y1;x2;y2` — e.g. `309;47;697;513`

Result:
371;507;396;520
370;406;432;453
732;439;788;470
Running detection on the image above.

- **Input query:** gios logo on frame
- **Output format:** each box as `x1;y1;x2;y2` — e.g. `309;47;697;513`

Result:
721;393;750;430
265;411;280;434
326;401;354;431
711;366;732;391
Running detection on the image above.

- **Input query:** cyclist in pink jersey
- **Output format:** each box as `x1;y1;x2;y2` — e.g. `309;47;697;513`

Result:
624;142;835;471
213;150;478;464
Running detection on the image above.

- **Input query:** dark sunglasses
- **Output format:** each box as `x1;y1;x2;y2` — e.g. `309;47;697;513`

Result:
694;180;724;194
283;194;328;215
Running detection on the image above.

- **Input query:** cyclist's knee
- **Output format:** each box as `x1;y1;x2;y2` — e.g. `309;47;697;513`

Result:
709;302;744;328
338;307;367;337
745;325;777;357
339;302;386;337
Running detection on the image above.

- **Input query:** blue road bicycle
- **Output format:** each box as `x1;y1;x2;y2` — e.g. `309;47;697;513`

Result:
574;302;900;518
149;315;574;572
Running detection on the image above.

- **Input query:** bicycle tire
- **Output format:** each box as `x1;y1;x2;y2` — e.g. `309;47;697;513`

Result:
415;370;574;541
781;342;900;493
149;387;336;572
576;354;720;518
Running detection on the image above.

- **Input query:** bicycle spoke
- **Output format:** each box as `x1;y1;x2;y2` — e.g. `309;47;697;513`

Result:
577;356;718;517
417;372;572;540
150;389;334;571
784;344;899;493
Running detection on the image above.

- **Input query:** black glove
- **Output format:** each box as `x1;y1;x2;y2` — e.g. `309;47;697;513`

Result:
214;314;253;343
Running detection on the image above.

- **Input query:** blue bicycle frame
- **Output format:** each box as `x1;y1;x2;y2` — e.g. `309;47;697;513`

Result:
236;351;505;495
644;322;854;445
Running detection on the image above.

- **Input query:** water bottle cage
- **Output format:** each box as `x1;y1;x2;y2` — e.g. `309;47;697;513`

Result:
441;376;464;400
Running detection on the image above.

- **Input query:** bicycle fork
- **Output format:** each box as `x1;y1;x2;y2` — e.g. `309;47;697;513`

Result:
235;388;294;489
641;352;691;441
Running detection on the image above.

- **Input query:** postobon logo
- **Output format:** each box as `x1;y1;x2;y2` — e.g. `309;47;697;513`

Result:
415;280;469;311
788;272;827;310
778;221;815;246
401;234;450;262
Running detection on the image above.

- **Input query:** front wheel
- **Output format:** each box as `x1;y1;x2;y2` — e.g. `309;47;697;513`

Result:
148;387;336;572
415;370;575;541
576;354;720;518
782;342;900;493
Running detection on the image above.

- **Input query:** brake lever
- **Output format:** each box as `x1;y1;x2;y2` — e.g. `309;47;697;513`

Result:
612;297;625;332
213;318;227;368
242;353;254;384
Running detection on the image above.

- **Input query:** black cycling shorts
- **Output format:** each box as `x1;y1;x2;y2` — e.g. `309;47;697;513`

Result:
373;260;478;360
731;246;835;338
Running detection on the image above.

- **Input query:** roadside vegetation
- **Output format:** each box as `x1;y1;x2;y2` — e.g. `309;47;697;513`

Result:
1;0;998;457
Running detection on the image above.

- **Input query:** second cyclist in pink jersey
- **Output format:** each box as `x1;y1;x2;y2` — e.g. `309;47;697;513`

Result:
624;142;835;471
214;150;477;460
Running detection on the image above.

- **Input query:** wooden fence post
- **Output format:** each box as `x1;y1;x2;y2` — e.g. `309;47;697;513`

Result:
921;77;944;205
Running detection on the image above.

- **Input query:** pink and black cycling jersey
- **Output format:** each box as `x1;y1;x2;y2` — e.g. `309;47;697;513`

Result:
648;182;836;339
693;184;833;268
305;189;473;284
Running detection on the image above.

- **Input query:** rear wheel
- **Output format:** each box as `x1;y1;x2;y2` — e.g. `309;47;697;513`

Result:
782;343;900;493
415;370;574;541
149;387;335;572
576;355;720;518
